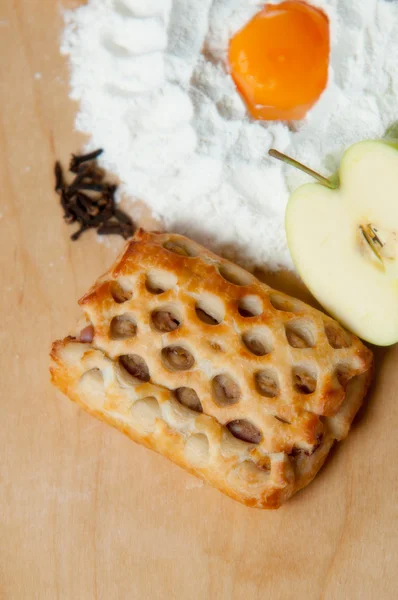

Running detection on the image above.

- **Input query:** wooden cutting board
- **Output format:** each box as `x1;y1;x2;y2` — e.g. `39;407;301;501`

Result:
1;2;397;598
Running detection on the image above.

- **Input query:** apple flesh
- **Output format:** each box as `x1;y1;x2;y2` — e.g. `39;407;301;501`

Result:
282;140;398;346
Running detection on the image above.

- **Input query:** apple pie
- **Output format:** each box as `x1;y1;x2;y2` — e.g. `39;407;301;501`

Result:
50;230;373;508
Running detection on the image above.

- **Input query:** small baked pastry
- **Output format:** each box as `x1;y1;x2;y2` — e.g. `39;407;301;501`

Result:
50;230;373;508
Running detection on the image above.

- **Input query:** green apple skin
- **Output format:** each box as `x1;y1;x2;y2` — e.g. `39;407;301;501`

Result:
285;140;398;346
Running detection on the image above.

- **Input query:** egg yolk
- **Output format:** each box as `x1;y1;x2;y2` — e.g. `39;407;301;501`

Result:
228;1;330;121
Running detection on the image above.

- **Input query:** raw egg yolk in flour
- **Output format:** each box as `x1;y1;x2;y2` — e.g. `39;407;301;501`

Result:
228;1;330;121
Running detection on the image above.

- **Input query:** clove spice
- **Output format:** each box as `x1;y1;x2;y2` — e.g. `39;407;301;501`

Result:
54;149;135;241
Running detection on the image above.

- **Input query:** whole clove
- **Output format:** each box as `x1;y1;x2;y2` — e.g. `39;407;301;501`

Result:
54;149;135;241
69;148;104;173
69;181;108;193
54;162;64;192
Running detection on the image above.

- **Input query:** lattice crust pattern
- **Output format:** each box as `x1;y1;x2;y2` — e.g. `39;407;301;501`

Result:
50;230;373;508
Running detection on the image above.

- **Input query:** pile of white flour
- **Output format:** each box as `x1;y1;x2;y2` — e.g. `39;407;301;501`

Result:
62;0;398;270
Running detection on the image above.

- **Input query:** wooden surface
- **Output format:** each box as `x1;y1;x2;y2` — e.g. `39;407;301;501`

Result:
1;2;398;599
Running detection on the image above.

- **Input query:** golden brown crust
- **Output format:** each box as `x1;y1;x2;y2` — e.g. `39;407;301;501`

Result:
50;230;373;508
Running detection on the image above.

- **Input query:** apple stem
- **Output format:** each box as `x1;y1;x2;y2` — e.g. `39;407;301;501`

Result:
268;149;339;190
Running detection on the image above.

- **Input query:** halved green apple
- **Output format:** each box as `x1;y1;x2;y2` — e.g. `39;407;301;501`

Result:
270;139;398;346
